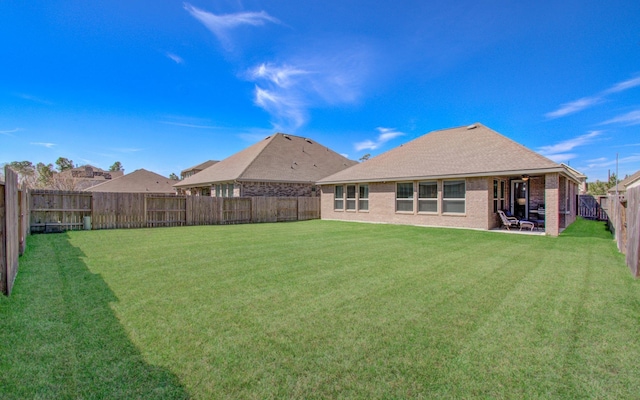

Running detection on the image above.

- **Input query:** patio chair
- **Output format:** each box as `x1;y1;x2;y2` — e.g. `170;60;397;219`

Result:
498;210;520;230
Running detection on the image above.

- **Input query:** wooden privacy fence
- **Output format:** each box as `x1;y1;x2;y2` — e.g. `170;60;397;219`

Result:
578;195;608;220
1;167;29;296
29;190;321;232
607;187;640;278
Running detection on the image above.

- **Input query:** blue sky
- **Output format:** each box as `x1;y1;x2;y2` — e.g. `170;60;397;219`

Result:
1;0;639;181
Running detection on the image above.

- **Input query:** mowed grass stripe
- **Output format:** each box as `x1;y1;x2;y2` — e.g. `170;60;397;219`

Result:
1;219;638;399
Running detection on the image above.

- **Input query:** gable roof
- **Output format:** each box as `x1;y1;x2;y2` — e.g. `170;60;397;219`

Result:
318;123;569;184
608;169;640;193
85;169;176;193
180;160;219;175
174;133;357;188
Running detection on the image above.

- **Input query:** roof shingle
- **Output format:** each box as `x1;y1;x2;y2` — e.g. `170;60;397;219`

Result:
318;123;565;184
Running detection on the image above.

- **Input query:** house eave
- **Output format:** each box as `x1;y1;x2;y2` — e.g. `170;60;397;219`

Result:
317;167;568;185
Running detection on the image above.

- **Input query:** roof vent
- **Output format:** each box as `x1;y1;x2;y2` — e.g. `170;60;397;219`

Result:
305;138;313;144
283;135;291;140
265;136;271;140
467;124;478;130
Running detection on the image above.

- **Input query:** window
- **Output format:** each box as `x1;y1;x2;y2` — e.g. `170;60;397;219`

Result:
493;179;505;213
396;182;414;212
202;187;211;197
334;185;344;210
358;184;369;211
418;181;437;212
346;185;356;210
215;184;221;197
443;180;465;213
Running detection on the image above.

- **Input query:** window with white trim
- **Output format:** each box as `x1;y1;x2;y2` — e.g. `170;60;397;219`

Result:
418;181;437;212
443;180;465;213
334;185;344;210
358;184;369;211
346;184;356;210
396;182;414;212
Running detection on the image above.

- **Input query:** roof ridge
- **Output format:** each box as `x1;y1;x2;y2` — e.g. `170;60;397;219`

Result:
237;133;279;180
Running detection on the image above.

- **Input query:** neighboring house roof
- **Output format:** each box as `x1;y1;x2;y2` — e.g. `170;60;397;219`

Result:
180;160;219;176
174;133;357;188
607;169;640;193
318;123;578;184
85;169;176;193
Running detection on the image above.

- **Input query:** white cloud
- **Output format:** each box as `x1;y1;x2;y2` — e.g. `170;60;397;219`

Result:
0;128;20;135
254;86;307;131
545;97;601;119
584;154;640;169
184;3;279;50
604;75;640;94
354;127;405;151
166;52;184;64
30;142;55;148
538;131;602;155
160;121;219;129
246;46;373;131
110;147;142;153
545;72;640;119
601;110;640;126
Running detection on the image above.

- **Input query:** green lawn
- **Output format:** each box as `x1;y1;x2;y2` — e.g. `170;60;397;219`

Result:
1;218;639;399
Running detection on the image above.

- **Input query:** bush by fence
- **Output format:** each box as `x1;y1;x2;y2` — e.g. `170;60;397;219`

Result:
29;190;320;233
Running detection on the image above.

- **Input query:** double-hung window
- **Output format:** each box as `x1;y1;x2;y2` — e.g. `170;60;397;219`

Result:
443;180;465;213
334;185;344;210
346;185;356;211
358;184;369;211
396;182;414;212
418;181;437;212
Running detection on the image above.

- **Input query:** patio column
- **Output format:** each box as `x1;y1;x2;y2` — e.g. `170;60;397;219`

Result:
545;172;560;236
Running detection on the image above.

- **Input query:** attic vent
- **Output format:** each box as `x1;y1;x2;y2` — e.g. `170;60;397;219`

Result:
305;139;313;144
283;135;291;140
467;124;478;130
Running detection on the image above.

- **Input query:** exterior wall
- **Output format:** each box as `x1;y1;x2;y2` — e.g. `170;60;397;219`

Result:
239;182;317;197
320;177;491;230
545;172;560;236
528;176;546;210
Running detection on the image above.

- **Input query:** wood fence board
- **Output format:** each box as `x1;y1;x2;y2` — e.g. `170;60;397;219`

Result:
31;191;320;233
3;167;19;295
626;187;639;277
0;182;5;295
277;198;298;222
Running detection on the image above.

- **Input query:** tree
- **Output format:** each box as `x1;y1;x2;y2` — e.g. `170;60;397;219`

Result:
359;153;371;162
36;162;55;188
55;157;74;172
109;161;124;172
169;172;179;180
7;161;36;186
587;173;619;196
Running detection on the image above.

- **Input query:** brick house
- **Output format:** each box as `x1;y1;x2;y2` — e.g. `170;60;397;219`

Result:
180;160;219;180
174;133;357;197
317;123;584;236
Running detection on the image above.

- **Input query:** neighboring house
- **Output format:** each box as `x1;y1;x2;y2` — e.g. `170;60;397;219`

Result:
174;133;357;197
85;169;177;194
180;160;219;180
317;123;584;236
607;170;640;195
562;164;587;194
54;165;124;190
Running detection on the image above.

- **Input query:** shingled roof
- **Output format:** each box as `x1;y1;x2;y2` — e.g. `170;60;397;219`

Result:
318;123;572;184
85;169;176;194
174;133;357;188
180;160;218;176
